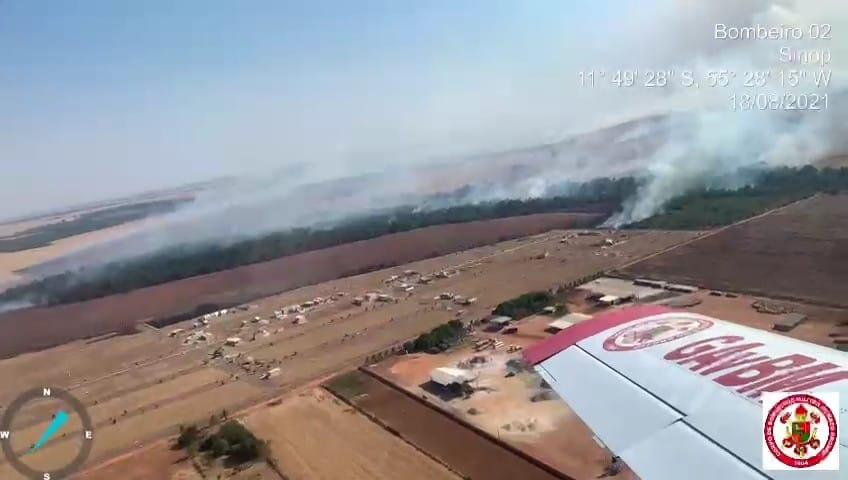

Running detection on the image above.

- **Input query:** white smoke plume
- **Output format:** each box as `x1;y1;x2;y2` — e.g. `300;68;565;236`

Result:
601;0;848;226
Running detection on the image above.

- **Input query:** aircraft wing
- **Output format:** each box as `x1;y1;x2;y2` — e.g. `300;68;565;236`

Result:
524;305;847;480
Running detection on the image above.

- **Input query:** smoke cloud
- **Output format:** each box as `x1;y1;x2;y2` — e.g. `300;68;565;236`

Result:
4;1;848;285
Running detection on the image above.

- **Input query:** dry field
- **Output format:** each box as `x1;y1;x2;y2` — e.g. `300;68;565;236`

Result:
0;213;604;357
0;218;154;286
331;370;564;480
0;227;696;478
79;443;200;480
243;388;459;480
664;290;848;348
620;194;848;308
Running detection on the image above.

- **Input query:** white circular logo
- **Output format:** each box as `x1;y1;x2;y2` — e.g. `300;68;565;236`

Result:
764;393;838;469
603;316;713;352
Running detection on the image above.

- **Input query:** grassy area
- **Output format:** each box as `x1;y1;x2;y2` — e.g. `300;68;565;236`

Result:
324;371;368;401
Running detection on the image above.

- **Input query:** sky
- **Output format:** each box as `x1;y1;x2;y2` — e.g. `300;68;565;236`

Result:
0;1;618;219
1;1;845;220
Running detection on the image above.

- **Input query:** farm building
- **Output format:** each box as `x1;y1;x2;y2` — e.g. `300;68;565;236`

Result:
666;283;699;294
773;313;807;332
597;295;621;306
488;316;513;326
547;313;592;332
634;278;668;289
430;367;475;387
581;277;666;302
225;337;242;346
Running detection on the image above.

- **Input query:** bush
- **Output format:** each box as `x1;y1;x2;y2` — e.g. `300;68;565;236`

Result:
176;425;201;449
407;320;467;354
179;420;268;465
493;291;553;319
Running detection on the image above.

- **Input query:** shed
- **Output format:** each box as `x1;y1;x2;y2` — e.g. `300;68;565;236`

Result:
634;278;667;289
547;319;574;332
598;295;620;306
666;283;699;294
773;313;807;332
430;367;475;387
488;316;513;326
225;337;242;346
547;313;592;332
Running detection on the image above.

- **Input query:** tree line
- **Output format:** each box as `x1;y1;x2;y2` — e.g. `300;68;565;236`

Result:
2;167;846;308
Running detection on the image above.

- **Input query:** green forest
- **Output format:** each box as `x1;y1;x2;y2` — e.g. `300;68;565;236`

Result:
1;166;846;309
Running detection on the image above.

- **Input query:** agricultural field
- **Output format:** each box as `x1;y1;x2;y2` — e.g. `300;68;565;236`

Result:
0;213;605;358
327;370;564;480
620;194;848;308
0;227;697;478
0;197;192;287
242;388;459;480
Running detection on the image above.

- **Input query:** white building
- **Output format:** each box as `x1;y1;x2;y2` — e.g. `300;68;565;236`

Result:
430;367;475;387
547;313;592;332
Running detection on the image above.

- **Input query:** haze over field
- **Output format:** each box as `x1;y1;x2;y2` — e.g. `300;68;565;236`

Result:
1;1;846;270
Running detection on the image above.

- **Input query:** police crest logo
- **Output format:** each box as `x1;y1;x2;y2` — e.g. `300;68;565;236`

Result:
762;392;839;471
602;316;713;352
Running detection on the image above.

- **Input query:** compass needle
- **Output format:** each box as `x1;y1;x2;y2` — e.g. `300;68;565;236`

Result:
30;410;70;453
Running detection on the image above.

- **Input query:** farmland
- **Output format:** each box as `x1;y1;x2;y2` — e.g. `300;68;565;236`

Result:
328;370;564;480
0;213;601;358
620;194;848;307
242;388;459;480
0;226;696;479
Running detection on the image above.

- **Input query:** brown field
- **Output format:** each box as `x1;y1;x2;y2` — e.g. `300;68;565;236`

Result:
78;443;200;480
243;388;459;480
0;227;696;479
0;213;604;358
334;370;565;480
620;194;848;308
667;290;848;348
0;219;153;286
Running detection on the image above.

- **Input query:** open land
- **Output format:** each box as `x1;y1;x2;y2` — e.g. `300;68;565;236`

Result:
242;388;459;480
0;220;155;287
619;194;848;308
0;226;696;479
0;213;605;358
328;370;564;480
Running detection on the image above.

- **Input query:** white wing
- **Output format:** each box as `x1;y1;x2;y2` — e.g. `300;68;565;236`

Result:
524;305;847;480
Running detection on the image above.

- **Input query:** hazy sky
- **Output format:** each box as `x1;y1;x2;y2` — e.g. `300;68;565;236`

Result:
1;1;844;219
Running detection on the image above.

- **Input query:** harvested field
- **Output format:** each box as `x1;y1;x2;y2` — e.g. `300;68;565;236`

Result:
620;194;848;308
79;443;200;480
244;388;459;480
0;220;152;286
666;290;848;349
0;213;600;358
331;370;567;480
